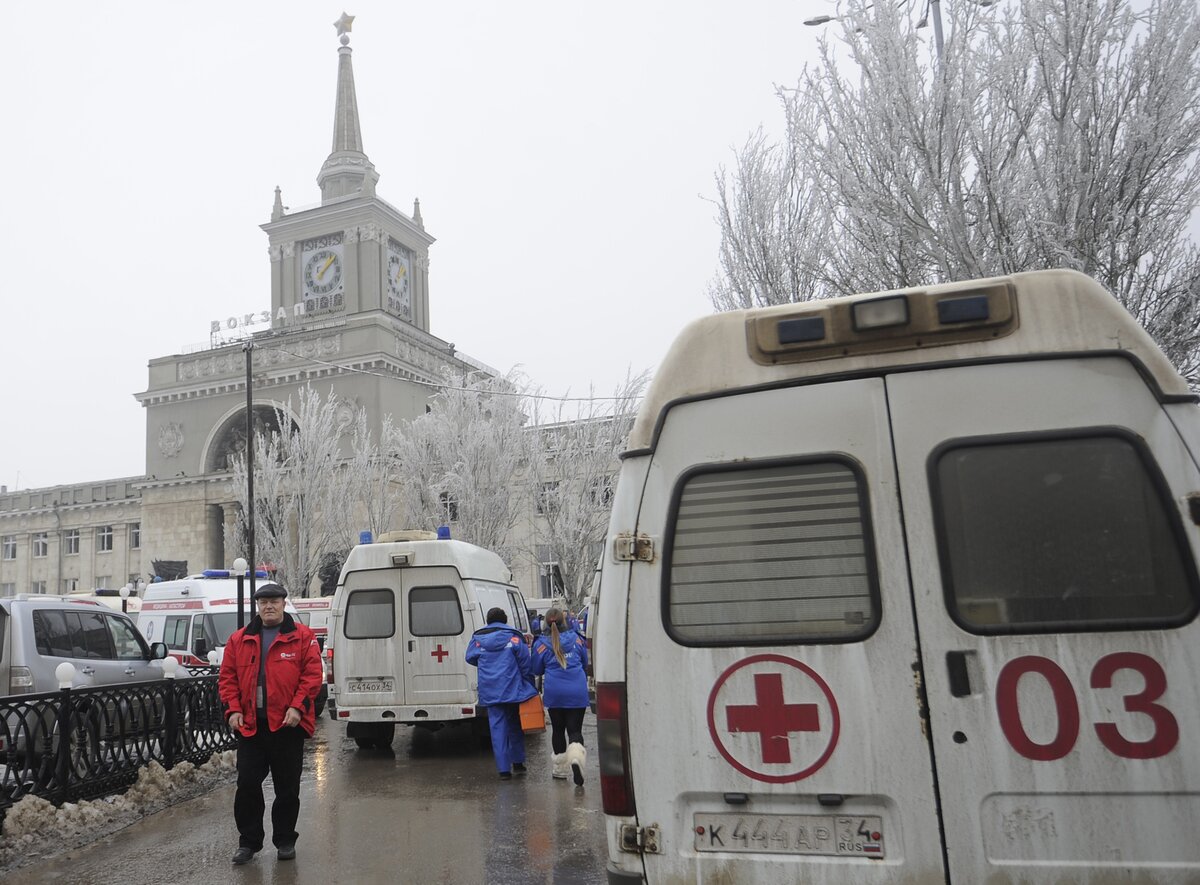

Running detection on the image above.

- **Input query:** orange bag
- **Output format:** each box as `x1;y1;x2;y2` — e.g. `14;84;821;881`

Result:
519;693;546;733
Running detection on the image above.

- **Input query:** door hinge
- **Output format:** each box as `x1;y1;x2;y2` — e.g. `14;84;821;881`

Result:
613;533;655;563
618;823;661;854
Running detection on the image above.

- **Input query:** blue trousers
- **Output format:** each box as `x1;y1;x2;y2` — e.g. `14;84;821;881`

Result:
486;703;525;773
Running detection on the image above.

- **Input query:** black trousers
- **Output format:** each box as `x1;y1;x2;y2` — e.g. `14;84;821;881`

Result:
234;725;306;850
548;707;586;754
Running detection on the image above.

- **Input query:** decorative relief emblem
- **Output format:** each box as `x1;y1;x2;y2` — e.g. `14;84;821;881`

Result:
344;227;359;244
158;422;185;458
335;398;359;432
283;242;295;258
269;245;283;260
359;223;383;243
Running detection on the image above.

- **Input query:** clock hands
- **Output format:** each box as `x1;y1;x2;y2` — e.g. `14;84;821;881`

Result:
317;253;337;281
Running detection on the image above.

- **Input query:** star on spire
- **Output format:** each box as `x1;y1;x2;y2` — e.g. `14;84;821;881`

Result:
334;12;355;37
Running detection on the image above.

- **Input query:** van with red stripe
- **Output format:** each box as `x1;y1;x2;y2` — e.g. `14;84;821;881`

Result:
595;270;1200;884
137;569;327;716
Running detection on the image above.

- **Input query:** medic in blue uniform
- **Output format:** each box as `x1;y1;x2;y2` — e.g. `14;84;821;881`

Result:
466;607;537;779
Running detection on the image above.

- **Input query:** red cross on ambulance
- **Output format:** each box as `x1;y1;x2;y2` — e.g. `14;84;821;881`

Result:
706;654;841;783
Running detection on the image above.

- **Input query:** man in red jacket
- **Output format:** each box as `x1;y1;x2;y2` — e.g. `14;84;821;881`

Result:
218;582;323;865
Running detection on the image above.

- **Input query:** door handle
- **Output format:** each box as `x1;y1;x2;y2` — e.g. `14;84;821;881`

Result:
80;666;96;676
408;640;414;652
124;667;138;676
946;651;973;697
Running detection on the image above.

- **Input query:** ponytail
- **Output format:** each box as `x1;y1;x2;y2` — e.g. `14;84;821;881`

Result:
546;607;568;669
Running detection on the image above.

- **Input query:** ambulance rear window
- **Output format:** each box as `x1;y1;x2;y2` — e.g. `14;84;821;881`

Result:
409;586;464;636
933;432;1200;633
664;459;879;644
344;589;396;639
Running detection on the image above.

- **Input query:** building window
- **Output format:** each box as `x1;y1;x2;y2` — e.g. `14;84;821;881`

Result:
32;533;49;558
95;576;110;590
31;580;47;594
535;545;564;598
97;525;113;552
0;582;15;597
65;529;80;555
439;492;458;523
590;476;614;507
63;578;79;594
1;536;15;560
536;481;560;516
129;522;141;549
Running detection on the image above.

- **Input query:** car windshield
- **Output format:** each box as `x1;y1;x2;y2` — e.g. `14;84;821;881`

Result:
209;613;240;646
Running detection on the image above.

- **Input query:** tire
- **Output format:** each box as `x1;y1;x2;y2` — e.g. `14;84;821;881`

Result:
373;723;395;749
315;685;328;720
354;736;375;749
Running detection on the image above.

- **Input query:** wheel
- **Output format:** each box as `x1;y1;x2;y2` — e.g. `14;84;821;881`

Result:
354;736;375;749
315;685;328;720
373;723;395;748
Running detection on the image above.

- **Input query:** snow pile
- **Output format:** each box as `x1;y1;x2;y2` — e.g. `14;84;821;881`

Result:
0;750;236;873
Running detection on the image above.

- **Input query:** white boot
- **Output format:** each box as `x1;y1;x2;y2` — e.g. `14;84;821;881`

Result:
552;752;569;780
566;742;586;786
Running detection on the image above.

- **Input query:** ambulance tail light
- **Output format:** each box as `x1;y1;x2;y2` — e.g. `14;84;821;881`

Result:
597;682;636;816
324;647;334;684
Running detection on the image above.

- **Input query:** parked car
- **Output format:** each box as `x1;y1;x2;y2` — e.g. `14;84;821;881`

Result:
0;594;169;782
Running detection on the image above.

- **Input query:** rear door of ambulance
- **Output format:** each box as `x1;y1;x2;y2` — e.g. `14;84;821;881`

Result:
338;567;405;710
625;378;946;883
888;356;1200;883
400;566;472;707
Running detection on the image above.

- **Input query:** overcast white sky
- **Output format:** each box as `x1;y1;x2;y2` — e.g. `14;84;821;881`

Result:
0;0;837;490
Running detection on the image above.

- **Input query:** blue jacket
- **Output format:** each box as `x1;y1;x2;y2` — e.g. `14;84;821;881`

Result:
465;623;536;706
530;628;589;709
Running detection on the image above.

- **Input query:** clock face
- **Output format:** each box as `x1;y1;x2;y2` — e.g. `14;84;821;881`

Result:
302;245;344;301
386;244;412;319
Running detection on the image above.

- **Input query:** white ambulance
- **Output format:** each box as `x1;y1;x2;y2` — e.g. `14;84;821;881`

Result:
595;269;1200;884
137;569;327;716
329;531;531;750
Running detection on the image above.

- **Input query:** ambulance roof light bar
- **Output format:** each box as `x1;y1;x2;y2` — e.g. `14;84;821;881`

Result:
747;280;1015;365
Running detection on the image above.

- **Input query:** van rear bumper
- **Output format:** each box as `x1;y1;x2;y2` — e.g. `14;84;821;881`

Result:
334;703;481;725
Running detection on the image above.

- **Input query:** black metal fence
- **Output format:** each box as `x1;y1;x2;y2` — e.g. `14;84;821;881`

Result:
0;671;236;820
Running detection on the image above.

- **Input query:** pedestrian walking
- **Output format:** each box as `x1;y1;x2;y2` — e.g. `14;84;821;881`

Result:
218;582;324;865
466;607;537;779
530;607;589;786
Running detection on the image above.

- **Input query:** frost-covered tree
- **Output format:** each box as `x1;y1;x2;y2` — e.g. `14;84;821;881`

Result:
712;0;1200;380
228;386;365;597
389;368;531;556
524;372;648;606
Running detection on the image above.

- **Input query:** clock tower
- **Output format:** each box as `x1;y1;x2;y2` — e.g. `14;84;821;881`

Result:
261;13;433;331
135;15;488;583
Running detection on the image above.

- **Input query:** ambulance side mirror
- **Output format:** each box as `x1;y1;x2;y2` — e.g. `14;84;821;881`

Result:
193;637;210;659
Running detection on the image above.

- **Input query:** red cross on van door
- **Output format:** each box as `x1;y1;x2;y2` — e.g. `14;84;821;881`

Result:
431;644;449;662
706;654;841;783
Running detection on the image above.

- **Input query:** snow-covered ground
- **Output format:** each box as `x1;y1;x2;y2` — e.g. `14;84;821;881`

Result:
0;750;236;874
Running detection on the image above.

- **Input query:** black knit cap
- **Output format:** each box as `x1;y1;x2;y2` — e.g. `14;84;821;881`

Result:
252;583;287;600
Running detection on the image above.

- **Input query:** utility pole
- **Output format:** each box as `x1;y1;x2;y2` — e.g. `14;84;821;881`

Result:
243;341;257;603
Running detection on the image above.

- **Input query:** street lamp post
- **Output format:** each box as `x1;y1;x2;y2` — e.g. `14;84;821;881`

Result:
234;556;248;629
243;341;257;609
120;583;131;613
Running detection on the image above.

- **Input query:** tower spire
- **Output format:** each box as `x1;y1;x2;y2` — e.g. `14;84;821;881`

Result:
318;13;379;203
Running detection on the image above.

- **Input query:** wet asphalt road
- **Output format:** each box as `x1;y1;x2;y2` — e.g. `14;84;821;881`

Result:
19;715;610;884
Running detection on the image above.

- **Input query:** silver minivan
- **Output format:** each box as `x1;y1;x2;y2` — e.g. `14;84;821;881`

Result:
0;594;169;781
1;594;168;695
